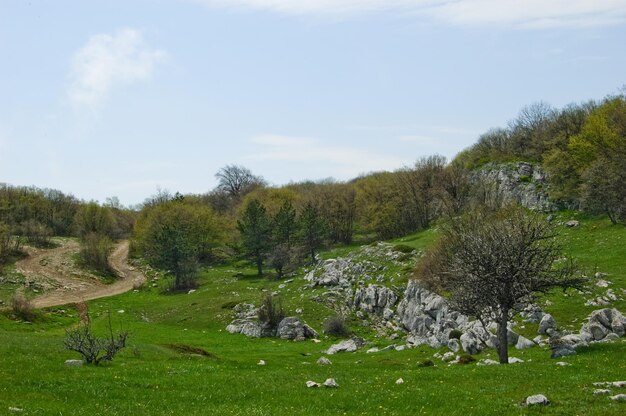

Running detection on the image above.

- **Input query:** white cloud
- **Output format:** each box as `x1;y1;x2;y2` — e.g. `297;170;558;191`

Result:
246;134;405;177
198;0;626;28
68;28;167;108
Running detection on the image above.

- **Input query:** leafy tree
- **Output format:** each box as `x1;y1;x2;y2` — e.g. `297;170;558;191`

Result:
134;201;222;290
299;202;327;263
238;199;271;276
415;207;585;364
580;158;626;224
269;201;299;278
74;202;116;239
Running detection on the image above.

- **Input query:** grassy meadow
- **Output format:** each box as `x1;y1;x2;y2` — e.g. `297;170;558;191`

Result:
1;214;625;415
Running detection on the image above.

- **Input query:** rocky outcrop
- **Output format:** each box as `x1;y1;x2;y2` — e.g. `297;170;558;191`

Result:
350;284;398;315
325;338;366;354
226;304;318;341
473;162;554;212
276;317;318;341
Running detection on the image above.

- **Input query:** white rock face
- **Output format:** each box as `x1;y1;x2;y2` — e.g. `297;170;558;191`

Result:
526;394;550;406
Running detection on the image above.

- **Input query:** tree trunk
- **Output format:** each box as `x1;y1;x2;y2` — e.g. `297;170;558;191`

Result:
256;258;263;276
497;311;509;364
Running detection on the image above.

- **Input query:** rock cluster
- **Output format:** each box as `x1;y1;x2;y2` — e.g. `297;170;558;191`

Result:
226;303;318;341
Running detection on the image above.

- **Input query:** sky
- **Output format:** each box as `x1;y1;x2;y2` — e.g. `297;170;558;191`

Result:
1;0;625;206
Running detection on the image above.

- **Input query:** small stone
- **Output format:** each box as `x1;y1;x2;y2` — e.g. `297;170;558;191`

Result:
515;335;535;350
64;359;83;367
323;378;339;388
565;220;579;228
611;394;626;402
366;347;379;353
395;378;404;385
526;394;550;406
395;345;406;352
306;381;320;388
257;360;266;366
508;357;524;364
117;310;125;314
611;381;626;387
187;289;196;294
593;389;611;395
555;362;571;366
477;359;499;366
8;407;24;413
317;357;332;365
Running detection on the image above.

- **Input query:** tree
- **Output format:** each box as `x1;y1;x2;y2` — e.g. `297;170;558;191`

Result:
238;199;271;276
133;201;223;290
215;165;266;199
415;207;585;364
299;202;327;263
269;201;299;278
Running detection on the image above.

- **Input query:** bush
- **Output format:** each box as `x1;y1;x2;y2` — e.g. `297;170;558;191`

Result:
393;244;415;254
79;233;114;275
323;315;350;337
64;311;128;365
448;329;463;340
257;294;284;329
458;354;476;364
10;294;35;321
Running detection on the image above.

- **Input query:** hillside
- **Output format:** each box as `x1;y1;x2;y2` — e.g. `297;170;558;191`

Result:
1;213;625;415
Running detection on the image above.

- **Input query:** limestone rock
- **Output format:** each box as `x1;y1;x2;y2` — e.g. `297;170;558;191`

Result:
395;378;404;385
323;378;339;388
306;381;320;388
593;389;611;395
515;335;535;350
447;338;461;353
317;357;332;365
538;314;557;335
526;394;550;406
64;359;83;367
611;394;626;402
325;338;364;355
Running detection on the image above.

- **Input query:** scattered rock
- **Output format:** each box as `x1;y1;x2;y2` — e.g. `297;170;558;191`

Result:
325;338;364;354
8;408;24;413
538;314;557;335
276;317;318;341
366;347;379;354
565;220;579;228
306;381;320;388
611;394;626;402
447;338;461;353
257;360;266;366
187;289;196;294
508;357;524;364
593;389;611;396
64;359;83;367
477;359;499;366
515;335;535;350
526;394;550;406
317;357;332;365
395;378;404;385
555;361;571;366
323;378;339;388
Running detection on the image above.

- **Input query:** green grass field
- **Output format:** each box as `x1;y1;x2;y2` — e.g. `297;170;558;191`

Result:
1;215;625;415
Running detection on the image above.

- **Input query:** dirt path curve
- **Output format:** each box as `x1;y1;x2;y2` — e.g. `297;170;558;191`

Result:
25;240;146;309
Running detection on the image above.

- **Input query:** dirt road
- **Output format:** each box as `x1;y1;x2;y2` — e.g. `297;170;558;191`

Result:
16;240;146;309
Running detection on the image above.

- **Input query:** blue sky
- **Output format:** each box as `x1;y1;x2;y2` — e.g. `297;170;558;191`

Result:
1;0;625;206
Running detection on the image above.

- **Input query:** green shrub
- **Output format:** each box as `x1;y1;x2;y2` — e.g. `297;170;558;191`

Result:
79;233;114;275
257;294;284;329
323;316;351;337
458;354;476;364
449;329;463;340
10;294;35;321
393;244;415;254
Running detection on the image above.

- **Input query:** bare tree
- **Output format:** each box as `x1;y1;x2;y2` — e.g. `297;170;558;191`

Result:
64;310;128;365
215;165;266;199
415;206;585;364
